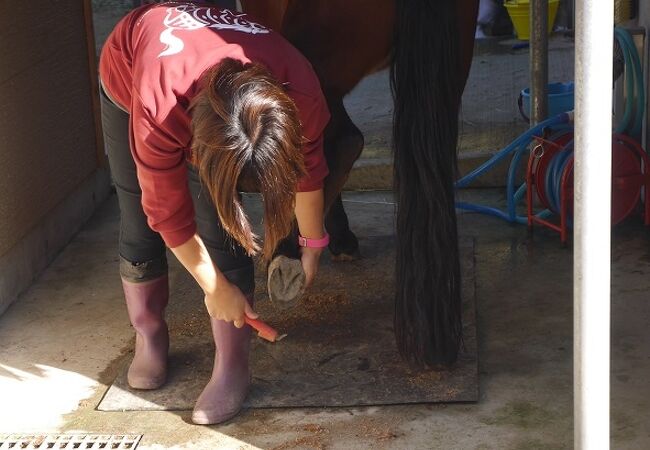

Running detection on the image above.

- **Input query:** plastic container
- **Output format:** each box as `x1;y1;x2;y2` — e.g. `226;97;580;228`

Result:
615;0;633;25
505;0;560;40
519;82;574;122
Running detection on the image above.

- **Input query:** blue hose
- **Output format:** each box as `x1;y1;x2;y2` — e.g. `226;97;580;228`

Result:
455;113;569;189
455;113;572;223
544;142;573;214
614;27;645;140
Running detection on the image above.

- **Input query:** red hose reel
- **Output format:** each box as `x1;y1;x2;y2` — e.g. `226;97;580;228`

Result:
526;132;650;243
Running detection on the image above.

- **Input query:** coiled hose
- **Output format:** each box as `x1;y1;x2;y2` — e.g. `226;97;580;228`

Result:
455;112;572;224
455;27;644;224
614;27;645;139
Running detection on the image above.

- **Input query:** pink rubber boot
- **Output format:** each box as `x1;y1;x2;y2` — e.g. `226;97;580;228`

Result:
192;299;253;425
122;276;169;390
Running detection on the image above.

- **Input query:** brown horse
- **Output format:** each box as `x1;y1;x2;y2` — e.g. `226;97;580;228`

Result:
238;0;479;367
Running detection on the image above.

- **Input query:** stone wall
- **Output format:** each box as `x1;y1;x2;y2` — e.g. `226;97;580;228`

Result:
0;1;110;315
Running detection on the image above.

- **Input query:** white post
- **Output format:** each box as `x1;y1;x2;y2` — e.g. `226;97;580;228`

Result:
574;0;613;449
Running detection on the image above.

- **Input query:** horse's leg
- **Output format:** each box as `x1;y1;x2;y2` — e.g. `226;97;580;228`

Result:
325;196;357;260
322;98;364;260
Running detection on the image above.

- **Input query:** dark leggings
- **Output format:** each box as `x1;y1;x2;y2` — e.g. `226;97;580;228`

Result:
99;88;254;293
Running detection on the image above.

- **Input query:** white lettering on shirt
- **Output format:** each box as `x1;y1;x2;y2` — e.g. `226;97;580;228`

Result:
159;5;269;57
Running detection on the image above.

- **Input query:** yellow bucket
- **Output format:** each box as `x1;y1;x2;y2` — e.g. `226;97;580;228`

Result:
614;0;633;24
505;0;560;41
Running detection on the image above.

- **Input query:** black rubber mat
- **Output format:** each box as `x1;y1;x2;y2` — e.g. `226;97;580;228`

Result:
98;235;477;411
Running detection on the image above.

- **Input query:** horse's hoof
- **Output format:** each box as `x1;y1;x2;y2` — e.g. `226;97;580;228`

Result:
267;255;305;307
328;229;360;262
330;249;361;262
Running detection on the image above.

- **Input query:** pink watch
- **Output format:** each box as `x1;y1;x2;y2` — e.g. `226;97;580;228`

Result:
298;232;330;248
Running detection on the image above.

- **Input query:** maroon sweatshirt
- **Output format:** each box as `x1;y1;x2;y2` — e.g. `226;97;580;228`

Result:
99;3;330;248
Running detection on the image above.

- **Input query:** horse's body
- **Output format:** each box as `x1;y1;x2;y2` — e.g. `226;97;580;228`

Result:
239;0;479;366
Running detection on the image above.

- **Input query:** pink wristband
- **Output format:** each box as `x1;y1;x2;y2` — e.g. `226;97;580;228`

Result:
298;232;330;248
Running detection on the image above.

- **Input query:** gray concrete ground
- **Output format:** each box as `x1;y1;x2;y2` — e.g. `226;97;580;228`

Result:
1;190;649;449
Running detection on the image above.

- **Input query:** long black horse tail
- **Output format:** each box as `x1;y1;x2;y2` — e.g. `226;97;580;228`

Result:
390;0;462;366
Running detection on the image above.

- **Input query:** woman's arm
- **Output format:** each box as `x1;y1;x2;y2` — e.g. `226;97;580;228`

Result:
170;233;257;327
295;189;325;238
294;189;326;288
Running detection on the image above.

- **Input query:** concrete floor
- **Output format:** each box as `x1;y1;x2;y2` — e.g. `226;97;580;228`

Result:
1;189;649;449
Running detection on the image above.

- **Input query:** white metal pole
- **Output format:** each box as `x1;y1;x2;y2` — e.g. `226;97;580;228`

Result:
574;0;613;448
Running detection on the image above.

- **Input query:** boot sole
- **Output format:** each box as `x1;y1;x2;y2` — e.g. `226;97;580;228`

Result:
127;374;166;390
191;406;243;425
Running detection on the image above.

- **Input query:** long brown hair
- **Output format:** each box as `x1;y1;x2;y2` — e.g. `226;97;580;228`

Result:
190;58;305;261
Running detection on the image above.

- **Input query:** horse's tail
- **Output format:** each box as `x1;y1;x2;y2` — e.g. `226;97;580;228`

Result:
390;0;462;366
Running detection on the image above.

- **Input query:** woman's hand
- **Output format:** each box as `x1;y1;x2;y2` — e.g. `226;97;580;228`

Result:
300;246;323;289
204;278;258;328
